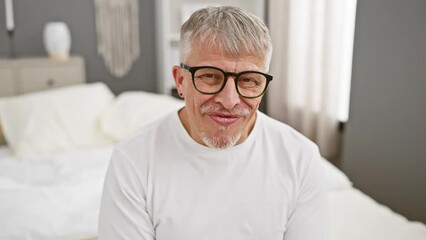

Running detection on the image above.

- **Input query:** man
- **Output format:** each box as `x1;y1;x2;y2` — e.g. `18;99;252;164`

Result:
98;6;326;240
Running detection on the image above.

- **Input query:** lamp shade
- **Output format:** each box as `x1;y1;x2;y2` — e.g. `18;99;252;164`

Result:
43;22;71;60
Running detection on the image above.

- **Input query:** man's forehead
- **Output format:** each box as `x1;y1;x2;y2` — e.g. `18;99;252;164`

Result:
188;45;266;70
191;41;254;58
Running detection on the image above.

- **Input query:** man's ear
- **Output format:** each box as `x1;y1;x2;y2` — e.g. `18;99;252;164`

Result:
173;65;185;94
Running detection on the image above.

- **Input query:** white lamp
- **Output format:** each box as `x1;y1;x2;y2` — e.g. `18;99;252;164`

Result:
43;22;71;60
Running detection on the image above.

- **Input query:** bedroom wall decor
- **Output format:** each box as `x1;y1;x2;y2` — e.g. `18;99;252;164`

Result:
94;0;140;78
43;22;71;60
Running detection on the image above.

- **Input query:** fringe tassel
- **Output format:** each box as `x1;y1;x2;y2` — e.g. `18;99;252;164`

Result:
95;0;140;78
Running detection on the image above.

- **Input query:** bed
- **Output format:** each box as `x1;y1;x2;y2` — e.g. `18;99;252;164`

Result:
0;83;425;240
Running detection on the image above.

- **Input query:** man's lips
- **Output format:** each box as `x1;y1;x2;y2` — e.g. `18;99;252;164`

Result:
206;112;241;126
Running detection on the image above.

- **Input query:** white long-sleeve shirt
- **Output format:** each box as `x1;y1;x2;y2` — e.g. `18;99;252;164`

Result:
98;111;326;240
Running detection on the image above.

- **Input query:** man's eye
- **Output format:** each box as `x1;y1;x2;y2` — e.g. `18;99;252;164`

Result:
203;74;216;79
198;74;222;80
240;78;258;86
196;73;218;78
241;78;255;83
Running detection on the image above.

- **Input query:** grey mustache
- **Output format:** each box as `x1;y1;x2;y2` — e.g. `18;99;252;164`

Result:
200;104;250;116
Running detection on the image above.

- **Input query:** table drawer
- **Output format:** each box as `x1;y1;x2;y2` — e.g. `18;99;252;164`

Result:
17;66;83;94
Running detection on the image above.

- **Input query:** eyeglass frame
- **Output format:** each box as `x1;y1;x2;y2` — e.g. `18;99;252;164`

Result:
180;63;273;99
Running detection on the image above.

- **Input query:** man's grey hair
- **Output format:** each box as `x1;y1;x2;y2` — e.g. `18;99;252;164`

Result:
180;6;273;71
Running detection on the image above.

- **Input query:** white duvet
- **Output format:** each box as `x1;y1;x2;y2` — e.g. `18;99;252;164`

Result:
0;145;113;240
328;188;426;240
0;145;425;240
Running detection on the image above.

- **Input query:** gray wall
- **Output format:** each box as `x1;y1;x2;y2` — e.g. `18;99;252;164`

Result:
341;0;426;223
0;0;157;95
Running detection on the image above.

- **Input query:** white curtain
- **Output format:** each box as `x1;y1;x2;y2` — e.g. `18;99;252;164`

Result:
267;0;357;159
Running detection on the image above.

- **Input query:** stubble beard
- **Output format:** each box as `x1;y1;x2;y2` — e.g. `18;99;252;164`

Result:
200;129;242;149
199;104;250;149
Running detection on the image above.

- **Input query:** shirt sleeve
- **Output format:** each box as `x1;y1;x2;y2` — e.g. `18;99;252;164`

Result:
283;148;328;240
98;147;155;240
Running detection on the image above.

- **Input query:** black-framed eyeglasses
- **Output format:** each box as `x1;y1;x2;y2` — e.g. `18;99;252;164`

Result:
180;63;273;99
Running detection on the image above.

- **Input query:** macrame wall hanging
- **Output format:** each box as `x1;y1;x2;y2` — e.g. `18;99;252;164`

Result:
94;0;140;78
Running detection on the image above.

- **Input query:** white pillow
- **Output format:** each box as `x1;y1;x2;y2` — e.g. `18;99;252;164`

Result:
100;91;184;141
321;157;353;191
0;82;114;157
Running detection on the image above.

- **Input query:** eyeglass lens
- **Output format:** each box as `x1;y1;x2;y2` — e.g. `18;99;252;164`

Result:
193;67;267;97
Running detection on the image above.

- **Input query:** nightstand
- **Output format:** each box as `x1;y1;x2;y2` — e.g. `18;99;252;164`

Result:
0;56;85;97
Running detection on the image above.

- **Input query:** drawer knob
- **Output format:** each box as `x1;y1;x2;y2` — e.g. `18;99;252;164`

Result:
47;79;55;87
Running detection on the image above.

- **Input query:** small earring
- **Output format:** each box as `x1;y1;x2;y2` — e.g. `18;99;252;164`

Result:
179;93;184;98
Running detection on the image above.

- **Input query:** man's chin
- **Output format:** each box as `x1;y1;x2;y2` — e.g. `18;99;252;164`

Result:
200;133;241;149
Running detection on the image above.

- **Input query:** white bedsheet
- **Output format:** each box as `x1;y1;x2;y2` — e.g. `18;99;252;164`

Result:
328;188;426;240
0;145;114;240
0;145;425;240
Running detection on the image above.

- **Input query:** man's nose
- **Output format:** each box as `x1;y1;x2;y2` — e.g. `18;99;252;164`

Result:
214;77;241;110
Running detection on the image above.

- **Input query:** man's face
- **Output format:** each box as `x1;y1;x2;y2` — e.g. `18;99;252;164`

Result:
173;46;266;148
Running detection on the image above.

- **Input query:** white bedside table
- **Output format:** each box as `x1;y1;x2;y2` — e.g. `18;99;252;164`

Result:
0;56;85;97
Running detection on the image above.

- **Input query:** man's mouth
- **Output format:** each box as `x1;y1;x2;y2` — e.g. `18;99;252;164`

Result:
200;104;250;127
207;112;240;126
